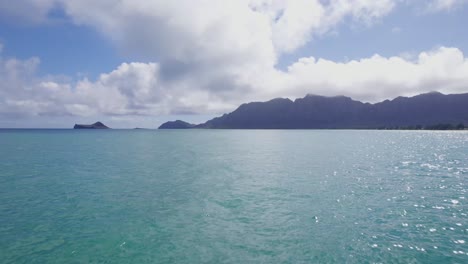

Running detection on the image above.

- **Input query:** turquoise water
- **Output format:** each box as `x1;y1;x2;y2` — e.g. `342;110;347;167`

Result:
0;130;467;263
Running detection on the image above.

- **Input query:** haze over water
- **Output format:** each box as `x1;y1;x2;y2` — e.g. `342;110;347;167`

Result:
1;130;467;263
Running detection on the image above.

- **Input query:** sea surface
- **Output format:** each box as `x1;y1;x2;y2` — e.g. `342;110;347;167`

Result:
0;130;467;263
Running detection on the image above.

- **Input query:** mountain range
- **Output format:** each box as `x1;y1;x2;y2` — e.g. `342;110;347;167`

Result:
158;92;468;129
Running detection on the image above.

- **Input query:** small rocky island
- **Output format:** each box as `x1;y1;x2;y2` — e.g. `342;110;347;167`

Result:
158;120;195;129
73;122;110;129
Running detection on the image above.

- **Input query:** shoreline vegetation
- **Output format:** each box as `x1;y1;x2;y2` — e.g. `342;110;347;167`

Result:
378;124;466;130
67;122;467;131
157;120;467;131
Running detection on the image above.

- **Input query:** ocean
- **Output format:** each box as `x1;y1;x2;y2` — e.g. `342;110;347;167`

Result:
1;130;467;263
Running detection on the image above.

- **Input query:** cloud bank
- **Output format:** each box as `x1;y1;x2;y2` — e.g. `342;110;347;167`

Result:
1;0;468;123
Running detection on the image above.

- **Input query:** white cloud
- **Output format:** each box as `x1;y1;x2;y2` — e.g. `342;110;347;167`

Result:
426;0;468;12
52;0;400;105
324;0;396;26
0;57;242;117
283;47;468;102
0;56;61;117
2;47;468;120
58;0;398;59
1;0;468;125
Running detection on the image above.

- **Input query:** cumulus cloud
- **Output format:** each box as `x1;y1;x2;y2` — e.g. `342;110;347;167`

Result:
283;47;468;102
1;0;468;124
0;57;243;117
59;0;399;60
2;47;468;119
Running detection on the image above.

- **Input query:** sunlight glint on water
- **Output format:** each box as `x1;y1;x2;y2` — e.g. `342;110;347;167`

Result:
0;130;467;263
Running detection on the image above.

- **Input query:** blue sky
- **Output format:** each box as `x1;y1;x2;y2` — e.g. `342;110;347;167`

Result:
0;22;119;79
0;0;468;128
282;4;468;67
